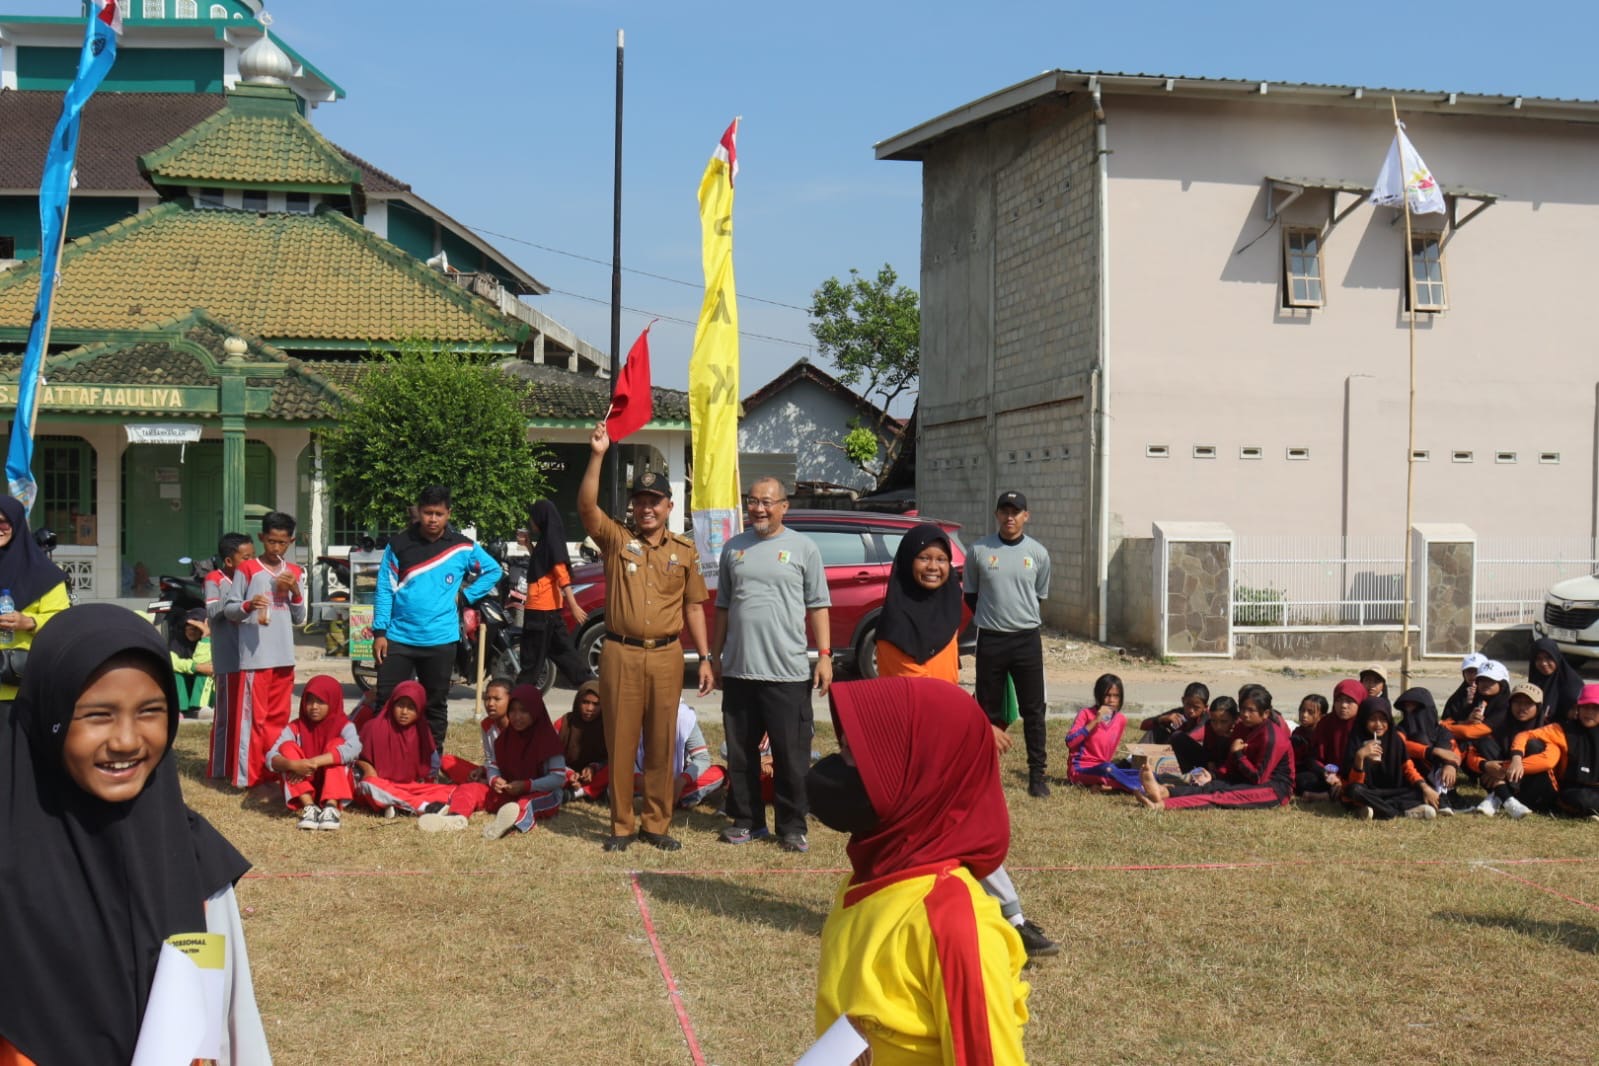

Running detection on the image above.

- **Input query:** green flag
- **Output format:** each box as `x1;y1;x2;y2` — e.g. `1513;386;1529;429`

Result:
1003;673;1019;725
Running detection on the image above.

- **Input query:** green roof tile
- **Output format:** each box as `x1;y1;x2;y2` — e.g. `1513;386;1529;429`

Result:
138;86;362;191
0;204;528;346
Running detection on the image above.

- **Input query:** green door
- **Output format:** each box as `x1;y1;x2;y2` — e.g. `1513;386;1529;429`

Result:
121;441;273;592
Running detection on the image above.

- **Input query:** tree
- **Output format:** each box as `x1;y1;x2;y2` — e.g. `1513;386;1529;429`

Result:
809;264;919;487
323;339;551;540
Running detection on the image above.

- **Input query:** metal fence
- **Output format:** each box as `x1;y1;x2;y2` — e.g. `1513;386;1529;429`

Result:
1232;535;1407;627
1475;536;1599;626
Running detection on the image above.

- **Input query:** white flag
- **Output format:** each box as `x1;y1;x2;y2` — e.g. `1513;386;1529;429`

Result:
1370;127;1446;215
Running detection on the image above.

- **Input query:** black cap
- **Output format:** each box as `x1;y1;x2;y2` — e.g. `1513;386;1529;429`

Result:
628;470;672;499
996;491;1027;511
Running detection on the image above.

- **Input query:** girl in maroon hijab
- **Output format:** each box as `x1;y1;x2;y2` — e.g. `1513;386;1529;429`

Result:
266;673;359;830
809;678;1028;1064
476;685;568;840
352;680;477;825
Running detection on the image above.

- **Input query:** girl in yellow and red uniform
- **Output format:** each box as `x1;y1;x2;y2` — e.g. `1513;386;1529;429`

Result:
809;677;1028;1065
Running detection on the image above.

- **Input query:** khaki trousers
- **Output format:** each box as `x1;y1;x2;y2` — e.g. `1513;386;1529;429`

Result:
599;640;684;836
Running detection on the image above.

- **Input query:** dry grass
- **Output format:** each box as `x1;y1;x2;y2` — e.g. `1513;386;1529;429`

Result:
174;715;1599;1066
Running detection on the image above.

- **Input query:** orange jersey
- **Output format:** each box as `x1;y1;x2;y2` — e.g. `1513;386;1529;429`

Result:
875;636;960;685
526;563;571;612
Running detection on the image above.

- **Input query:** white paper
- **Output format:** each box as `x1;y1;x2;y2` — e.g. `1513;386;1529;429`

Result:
130;942;221;1066
794;1014;869;1066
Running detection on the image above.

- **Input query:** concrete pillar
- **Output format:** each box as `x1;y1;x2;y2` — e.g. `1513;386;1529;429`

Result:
1411;523;1476;658
1153;521;1234;659
86;424;124;599
219;339;250;539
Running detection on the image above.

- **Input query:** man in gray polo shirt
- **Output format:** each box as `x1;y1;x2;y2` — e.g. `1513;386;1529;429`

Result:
710;477;832;852
965;490;1052;797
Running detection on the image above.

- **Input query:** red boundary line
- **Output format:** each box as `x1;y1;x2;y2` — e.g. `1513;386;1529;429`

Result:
1480;864;1599;914
629;870;709;1066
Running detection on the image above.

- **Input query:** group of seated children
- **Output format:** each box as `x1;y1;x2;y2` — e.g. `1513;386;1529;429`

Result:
268;675;727;838
1085;650;1599;821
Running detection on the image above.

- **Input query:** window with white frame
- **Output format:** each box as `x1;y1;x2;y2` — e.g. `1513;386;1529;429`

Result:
1407;232;1447;312
1282;226;1325;308
210;2;228;15
143;0;165;17
177;0;198;17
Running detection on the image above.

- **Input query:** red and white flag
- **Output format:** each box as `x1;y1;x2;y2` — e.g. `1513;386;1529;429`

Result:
95;0;123;34
606;322;655;442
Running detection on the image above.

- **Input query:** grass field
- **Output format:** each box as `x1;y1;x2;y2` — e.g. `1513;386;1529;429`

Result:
175;715;1599;1066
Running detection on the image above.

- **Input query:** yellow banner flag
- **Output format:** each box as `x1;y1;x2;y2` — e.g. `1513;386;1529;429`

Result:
689;118;741;582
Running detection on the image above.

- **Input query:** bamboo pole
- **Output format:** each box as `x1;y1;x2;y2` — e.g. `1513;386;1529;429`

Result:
1394;96;1418;692
474;615;487;719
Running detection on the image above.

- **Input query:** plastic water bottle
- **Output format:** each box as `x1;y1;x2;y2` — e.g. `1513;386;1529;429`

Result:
0;589;14;647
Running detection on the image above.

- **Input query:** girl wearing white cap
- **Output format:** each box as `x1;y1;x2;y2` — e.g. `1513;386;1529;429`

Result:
1443;652;1489;721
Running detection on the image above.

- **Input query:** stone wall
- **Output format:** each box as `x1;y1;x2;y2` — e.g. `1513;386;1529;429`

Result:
1424;539;1475;656
1164;540;1230;655
1234;628;1413;661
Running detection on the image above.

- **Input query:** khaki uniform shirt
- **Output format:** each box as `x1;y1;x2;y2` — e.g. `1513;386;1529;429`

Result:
591;513;707;641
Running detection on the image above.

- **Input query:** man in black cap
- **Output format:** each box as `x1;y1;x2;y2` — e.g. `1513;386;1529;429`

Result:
965;490;1053;795
577;422;714;853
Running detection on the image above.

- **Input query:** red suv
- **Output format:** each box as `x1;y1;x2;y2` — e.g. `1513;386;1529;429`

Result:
562;510;973;679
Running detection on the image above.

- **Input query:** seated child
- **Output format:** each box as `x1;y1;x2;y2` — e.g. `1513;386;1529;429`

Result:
169;607;215;718
441;677;513;784
1169;695;1239;776
1442;652;1488;721
1468;682;1545;819
635;702;726;809
1340;696;1439;820
1139;681;1209;744
352;680;478;825
1442;660;1512;781
559;680;610;800
476;684;568;840
1360;665;1388;700
1065;673;1132;789
1394;686;1462;806
1507;682;1599;817
1137;686;1293;810
1307;679;1366;799
266;674;359;830
1291;694;1327;796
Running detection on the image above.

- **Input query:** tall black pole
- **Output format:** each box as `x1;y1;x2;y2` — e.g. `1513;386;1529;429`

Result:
607;29;624;516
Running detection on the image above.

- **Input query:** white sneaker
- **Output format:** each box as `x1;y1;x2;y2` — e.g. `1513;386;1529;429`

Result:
381;805;397;820
296;806;320;830
317;805;342;830
1435;804;1454;816
418;812;469;832
1404;804;1437;820
483;802;521;840
1475;795;1502;817
1503;796;1532;820
1358;805;1375;821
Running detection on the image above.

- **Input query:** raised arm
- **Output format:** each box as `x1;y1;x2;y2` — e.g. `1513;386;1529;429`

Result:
577;422;610;538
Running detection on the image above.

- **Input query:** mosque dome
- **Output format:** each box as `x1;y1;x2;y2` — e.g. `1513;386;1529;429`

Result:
238;30;293;86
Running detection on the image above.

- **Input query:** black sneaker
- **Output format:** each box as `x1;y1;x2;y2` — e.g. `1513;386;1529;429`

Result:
777;833;809;853
637;830;682;852
601;834;632;852
1028;775;1052;798
420;801;449;815
1016;919;1060;958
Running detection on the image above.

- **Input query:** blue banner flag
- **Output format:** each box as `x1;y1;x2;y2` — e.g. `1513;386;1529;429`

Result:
5;2;119;510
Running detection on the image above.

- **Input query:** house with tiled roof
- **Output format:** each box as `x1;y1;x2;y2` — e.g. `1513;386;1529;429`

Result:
0;7;688;598
739;359;902;494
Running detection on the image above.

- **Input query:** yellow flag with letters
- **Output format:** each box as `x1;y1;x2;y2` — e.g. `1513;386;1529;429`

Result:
689;118;742;584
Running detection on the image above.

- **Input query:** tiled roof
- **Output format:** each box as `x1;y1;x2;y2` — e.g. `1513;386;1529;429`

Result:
339;148;409;194
0;203;528;345
139;92;363;190
0;90;227;190
302;357;690;424
0;312;344;422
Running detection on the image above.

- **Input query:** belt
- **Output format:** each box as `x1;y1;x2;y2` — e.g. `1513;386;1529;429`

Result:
607;631;679;650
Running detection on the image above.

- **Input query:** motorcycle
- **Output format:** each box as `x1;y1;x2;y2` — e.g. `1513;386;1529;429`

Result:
34;527;74;605
147;556;214;647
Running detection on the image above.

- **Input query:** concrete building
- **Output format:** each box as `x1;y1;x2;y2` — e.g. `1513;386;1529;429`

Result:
877;70;1599;641
739;359;899;495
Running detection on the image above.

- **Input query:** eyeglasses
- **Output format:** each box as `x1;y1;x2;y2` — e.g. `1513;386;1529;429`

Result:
745;496;787;510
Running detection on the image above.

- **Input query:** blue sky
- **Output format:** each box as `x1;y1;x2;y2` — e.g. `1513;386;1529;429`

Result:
19;1;1599;401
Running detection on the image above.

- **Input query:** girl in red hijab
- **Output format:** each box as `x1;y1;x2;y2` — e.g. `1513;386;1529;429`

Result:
352;680;477;826
267;673;359;830
809;678;1028;1065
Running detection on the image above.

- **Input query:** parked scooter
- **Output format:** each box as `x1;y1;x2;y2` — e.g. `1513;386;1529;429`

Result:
147;556;213;647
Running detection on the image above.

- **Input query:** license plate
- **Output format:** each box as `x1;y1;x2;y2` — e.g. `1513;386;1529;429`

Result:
1549;626;1577;643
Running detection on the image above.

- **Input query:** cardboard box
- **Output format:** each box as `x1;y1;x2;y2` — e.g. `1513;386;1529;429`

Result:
72;513;97;546
1125;743;1183;778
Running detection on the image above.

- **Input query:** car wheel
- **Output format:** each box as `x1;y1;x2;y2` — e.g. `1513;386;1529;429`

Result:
578;624;607;677
351;659;377;693
854;624;879;679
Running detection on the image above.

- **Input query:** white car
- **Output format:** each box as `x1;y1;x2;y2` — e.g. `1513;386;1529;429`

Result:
1533;575;1599;661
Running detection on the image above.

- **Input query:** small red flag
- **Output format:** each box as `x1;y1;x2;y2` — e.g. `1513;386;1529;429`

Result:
606;323;654;441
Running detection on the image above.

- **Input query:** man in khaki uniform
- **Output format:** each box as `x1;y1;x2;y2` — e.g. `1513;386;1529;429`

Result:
578;423;714;852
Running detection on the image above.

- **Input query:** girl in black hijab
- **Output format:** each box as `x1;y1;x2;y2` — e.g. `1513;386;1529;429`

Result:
1341;696;1439;819
1528;637;1584;723
0;494;71;702
0;604;266;1064
875;524;965;683
518;499;594;689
